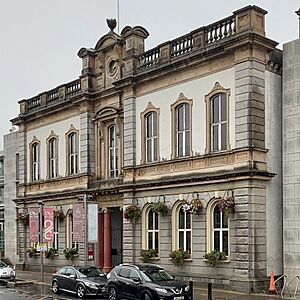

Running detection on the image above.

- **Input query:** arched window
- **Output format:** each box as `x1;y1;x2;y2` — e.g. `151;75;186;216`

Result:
171;93;192;159
67;132;78;175
147;208;159;252
205;83;230;153
145;112;158;163
66;210;77;250
31;142;40;182
206;198;230;256
48;137;58;178
178;206;192;252
108;125;119;178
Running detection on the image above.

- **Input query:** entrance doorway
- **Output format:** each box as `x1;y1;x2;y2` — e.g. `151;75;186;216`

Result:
110;208;123;268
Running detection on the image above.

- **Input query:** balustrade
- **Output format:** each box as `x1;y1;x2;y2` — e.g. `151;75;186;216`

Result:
66;79;81;96
171;33;193;57
47;88;59;104
137;48;160;71
28;96;41;109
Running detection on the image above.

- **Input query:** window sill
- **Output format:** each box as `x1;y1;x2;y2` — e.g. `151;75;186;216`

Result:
168;258;193;262
203;259;231;264
139;256;160;261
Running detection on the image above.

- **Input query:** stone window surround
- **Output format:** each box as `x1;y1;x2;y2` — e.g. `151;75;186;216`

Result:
205;82;230;154
205;197;231;258
66;209;77;250
171;93;193;159
65;125;79;176
29;136;40;182
141;203;160;256
171;200;193;256
140;103;160;164
108;124;119;178
46;131;59;180
94;108;122;180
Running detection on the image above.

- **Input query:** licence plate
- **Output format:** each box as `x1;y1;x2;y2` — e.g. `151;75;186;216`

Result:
174;297;184;300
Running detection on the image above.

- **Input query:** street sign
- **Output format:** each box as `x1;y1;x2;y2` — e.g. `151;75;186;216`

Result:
36;243;48;252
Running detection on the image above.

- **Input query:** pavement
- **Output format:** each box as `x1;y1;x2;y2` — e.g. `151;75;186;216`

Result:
12;269;292;300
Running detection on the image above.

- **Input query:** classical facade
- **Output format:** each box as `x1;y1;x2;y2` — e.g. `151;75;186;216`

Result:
0;151;4;258
11;5;283;292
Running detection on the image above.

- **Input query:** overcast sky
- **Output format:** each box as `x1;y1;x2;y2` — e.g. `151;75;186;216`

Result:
0;0;299;149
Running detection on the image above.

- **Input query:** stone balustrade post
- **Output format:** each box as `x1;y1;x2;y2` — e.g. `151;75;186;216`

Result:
159;42;171;64
18;99;28;115
233;5;267;36
58;85;66;100
40;93;47;107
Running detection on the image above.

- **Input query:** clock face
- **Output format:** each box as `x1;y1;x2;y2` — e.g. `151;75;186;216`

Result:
107;59;117;77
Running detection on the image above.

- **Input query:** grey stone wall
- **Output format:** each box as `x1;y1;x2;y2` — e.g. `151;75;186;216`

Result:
18;130;27;185
282;38;300;282
123;97;136;167
80;112;95;174
235;60;265;149
3;131;19;265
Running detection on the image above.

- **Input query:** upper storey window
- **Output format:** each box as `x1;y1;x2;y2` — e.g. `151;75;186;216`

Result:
171;93;192;159
108;124;119;178
205;82;230;153
66;126;79;176
141;102;159;164
30;138;40;182
47;133;58;179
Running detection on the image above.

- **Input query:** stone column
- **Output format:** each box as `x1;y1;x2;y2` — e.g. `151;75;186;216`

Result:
98;212;104;269
102;211;111;273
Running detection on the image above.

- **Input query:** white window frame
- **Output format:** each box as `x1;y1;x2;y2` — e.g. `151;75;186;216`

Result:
177;206;192;252
53;217;59;250
66;212;78;250
32;143;40;181
69;133;78;175
108;124;118;178
146;112;158;163
146;208;159;252
49;138;58;178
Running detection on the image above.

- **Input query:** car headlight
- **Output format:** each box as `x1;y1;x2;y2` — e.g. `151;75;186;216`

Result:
185;285;190;292
155;287;168;294
85;282;98;289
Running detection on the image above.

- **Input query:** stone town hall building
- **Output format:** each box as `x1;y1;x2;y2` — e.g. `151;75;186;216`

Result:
10;5;283;292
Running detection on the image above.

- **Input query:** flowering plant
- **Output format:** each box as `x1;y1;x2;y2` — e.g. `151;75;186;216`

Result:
140;249;158;263
54;208;65;222
124;205;140;223
217;197;235;218
27;247;38;258
181;198;203;215
17;212;29;226
169;249;191;266
63;247;78;260
45;247;58;259
152;201;168;216
204;250;227;267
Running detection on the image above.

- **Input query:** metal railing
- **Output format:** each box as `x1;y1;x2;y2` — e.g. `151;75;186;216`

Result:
281;275;300;298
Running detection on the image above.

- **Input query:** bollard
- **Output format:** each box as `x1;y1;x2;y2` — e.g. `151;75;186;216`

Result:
208;282;212;300
189;280;193;300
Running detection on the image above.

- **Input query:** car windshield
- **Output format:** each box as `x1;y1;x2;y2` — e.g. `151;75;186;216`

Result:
142;268;174;282
0;262;7;268
77;267;105;278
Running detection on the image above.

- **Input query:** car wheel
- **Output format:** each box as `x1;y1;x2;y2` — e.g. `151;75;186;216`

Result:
108;286;119;300
76;284;86;298
52;281;60;294
143;291;153;300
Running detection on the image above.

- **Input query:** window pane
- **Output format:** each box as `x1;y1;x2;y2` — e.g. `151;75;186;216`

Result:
154;211;158;230
212;125;218;151
223;231;228;255
147;139;152;162
153;138;158;161
177;105;184;131
148;233;153;250
221;123;227;151
214;231;220;251
179;208;184;229
148;211;153;230
186;231;191;253
186;212;191;229
179;232;184;250
147;114;153;138
153;112;157;136
213;207;220;228
185;131;190;155
221;94;226;121
184;104;190;130
178;132;183;157
222;212;228;228
155;232;159;252
212;97;219;123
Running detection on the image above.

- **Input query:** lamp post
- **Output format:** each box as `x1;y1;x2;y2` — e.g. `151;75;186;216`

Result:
37;200;44;283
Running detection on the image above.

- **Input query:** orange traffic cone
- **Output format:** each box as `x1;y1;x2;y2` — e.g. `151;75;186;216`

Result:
269;271;276;293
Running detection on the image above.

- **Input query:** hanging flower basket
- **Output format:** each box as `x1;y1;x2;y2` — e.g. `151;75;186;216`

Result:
54;208;65;222
152;201;168;216
63;247;78;260
17;212;29;226
45;247;58;259
124;205;140;223
204;250;227;267
27;247;38;258
181;198;203;215
218;197;235;218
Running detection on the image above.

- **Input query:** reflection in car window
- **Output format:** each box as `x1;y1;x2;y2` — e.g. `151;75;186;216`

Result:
78;267;104;278
143;269;174;282
0;262;7;268
58;268;67;275
129;269;140;279
66;268;76;277
119;267;131;278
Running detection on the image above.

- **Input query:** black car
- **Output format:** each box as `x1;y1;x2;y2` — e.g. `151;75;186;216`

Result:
52;265;107;298
106;264;191;300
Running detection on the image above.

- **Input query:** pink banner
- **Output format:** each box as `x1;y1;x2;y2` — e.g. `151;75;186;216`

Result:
73;203;84;242
29;208;39;242
44;207;54;243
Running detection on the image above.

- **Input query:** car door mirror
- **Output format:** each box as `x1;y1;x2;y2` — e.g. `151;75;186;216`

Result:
69;274;76;279
132;277;140;283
